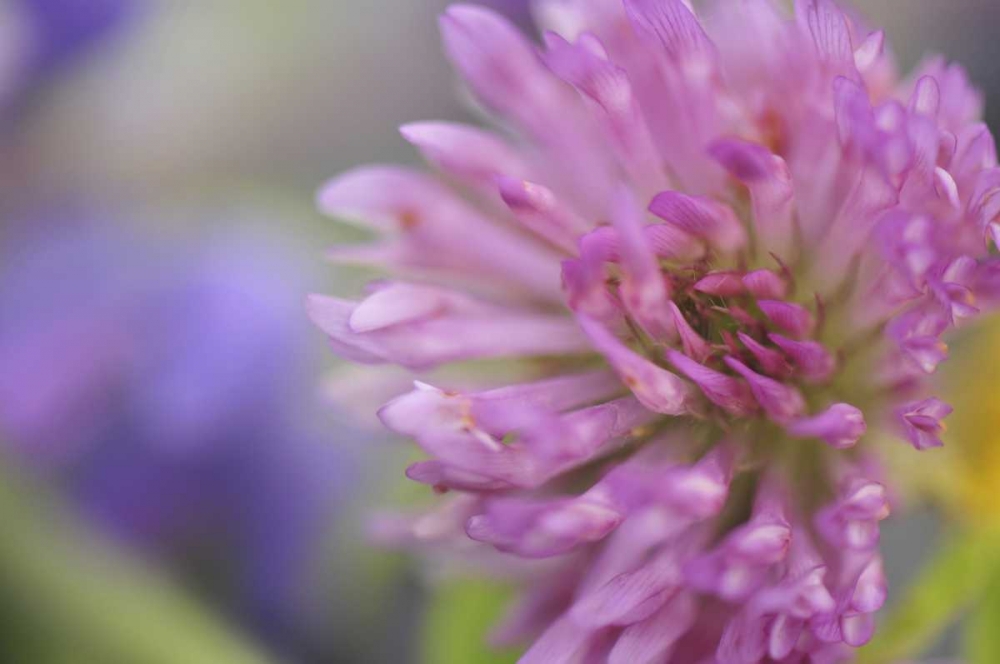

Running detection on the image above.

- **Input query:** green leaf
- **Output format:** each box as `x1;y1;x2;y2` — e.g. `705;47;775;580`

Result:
858;528;1000;664
421;578;520;664
0;465;275;664
964;564;1000;664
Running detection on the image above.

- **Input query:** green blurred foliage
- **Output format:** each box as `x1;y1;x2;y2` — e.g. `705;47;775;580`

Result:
859;527;1000;664
0;466;274;664
964;564;1000;664
422;578;518;664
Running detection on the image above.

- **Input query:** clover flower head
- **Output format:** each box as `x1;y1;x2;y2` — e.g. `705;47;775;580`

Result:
309;0;999;660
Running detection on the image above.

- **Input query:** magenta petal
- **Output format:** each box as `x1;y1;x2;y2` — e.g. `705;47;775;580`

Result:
667;350;756;416
623;0;715;62
899;335;948;374
648;191;747;253
709;139;796;258
686;486;792;601
851;556;888;613
657;444;736;518
728;520;793;563
518;614;596;664
767;614;805;660
853;29;884;73
694;271;746;296
752;520;836;621
971;174;1000;249
466;495;623;558
309;287;592;370
400;121;529;186
370;495;486;545
571;546;685;627
833;75;878;151
787;403;867;449
796;0;856;76
934;167;962;211
707;136;777;181
767;333;837;383
724;356;806;423
347;282;451;332
737;332;792;378
379;370;620;443
716;612;768;664
576;222;703;264
841;611;876;647
668;302;712;362
610;187;675;339
404;436;534;488
607;593;697;664
439;4;562;133
561;254;618;320
543;32;666;191
816;478;890;551
318;166;563;298
758;300;815;338
378;382;476;439
518;397;653;469
742;269;788;299
896;397;952;450
473;370;622;413
497;176;586;252
396;397;643;491
645;223;706;261
579;316;694;415
305;294;387;364
405;460;512;492
909;75;942;118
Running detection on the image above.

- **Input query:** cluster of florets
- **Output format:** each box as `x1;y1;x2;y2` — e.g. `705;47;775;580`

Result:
309;0;999;661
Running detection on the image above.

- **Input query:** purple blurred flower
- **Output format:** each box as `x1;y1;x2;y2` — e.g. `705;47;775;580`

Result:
0;0;137;112
309;0;999;661
0;220;347;657
17;0;136;77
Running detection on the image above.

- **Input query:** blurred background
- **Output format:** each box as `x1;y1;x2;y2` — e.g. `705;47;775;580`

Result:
0;1;998;663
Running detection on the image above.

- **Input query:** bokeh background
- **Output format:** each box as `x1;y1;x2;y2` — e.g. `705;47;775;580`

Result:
0;1;999;663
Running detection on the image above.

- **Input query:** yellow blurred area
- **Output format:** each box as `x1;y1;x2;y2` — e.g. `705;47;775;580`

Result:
928;318;1000;524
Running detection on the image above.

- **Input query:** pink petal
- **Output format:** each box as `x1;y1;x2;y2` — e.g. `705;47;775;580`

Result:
667;350;756;416
724;356;806;423
579;316;694;415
